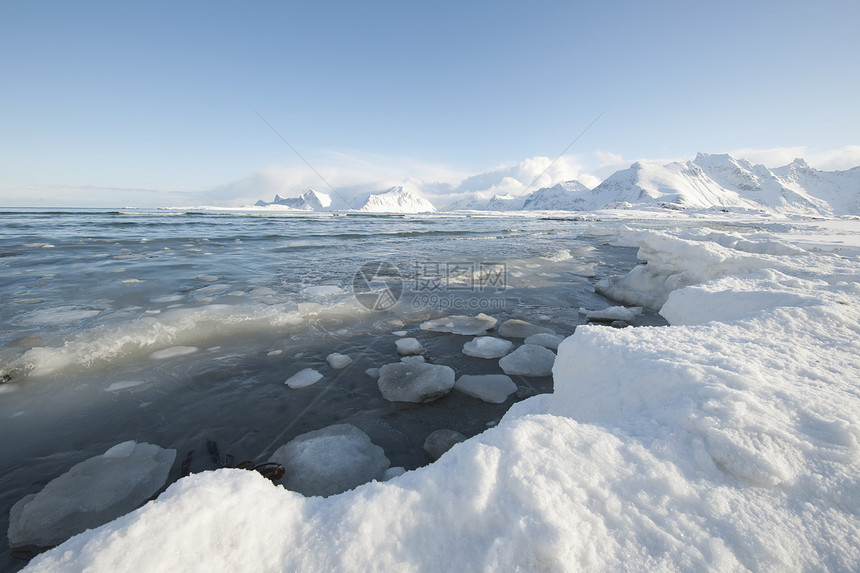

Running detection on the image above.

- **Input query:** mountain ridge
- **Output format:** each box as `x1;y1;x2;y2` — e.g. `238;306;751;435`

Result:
253;153;860;216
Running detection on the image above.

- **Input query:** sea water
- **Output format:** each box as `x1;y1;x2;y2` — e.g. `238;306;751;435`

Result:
0;208;672;565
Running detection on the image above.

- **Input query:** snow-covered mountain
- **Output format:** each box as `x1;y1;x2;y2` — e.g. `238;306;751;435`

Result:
770;158;860;215
522;154;859;215
522;180;591;210
255;189;334;210
252;154;859;216
352;185;436;213
691;154;830;214
481;181;592;211
485;193;525;211
582;160;760;211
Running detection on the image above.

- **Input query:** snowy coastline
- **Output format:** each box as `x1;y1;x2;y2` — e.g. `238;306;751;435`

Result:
20;220;860;572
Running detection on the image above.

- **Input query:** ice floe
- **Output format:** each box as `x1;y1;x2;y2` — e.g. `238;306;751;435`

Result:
268;424;389;497
419;313;497;335
523;333;563;350
461;336;513;359
395;337;425;356
377;362;455;403
497;319;555;339
284;368;323;389
498;344;556;377
326;352;353;369
8;441;175;548
454;374;517;403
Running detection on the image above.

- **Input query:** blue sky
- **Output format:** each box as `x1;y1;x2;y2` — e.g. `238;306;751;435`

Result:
1;0;858;207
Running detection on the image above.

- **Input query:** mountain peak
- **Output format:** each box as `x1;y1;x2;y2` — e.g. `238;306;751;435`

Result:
356;185;436;213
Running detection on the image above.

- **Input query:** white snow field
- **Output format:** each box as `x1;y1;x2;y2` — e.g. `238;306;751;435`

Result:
22;223;860;572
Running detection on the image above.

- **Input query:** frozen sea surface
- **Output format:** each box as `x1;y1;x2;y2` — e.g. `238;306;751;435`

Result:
0;209;676;567
6;209;857;571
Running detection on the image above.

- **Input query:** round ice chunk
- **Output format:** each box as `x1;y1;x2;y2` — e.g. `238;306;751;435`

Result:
454;374;517;403
499;344;556;377
419;313;497;335
8;441;176;548
326;353;353;369
498;319;555;339
395;337;425;356
462;336;514;359
377;362;455;403
423;429;467;461
523;333;564;350
285;368;324;388
268;424;389;497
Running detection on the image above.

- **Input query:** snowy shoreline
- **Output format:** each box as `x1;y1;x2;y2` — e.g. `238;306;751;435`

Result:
20;221;860;572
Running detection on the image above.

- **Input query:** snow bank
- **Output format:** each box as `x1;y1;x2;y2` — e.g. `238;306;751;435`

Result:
22;228;860;572
596;228;860;309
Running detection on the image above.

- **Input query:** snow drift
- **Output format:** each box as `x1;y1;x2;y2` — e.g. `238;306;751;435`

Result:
21;226;860;572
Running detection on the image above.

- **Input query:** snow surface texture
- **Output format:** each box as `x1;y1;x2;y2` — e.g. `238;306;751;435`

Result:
9;442;175;548
267;424;389;497
22;228;860;572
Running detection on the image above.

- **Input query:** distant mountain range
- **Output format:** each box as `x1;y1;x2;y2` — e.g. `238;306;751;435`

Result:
255;185;436;214
254;153;860;216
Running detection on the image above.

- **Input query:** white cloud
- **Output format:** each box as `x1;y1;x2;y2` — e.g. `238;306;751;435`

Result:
595;149;624;164
806;146;860;171
727;145;860;171
426;155;592;208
